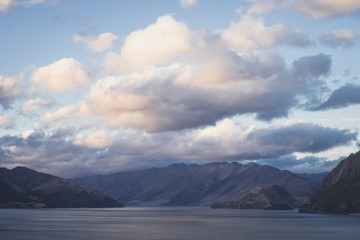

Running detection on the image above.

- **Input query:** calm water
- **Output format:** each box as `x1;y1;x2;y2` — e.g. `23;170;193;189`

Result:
0;207;359;240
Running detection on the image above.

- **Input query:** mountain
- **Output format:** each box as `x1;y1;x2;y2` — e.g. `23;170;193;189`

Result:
0;166;123;208
74;162;319;206
211;185;298;210
299;151;360;214
296;172;329;185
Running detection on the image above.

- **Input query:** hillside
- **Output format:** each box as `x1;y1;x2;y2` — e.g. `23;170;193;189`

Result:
211;185;299;210
0;166;123;208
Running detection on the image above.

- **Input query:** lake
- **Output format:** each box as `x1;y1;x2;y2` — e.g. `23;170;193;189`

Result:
0;207;359;240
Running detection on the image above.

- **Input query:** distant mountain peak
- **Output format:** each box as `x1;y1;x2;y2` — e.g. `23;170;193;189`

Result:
247;162;260;167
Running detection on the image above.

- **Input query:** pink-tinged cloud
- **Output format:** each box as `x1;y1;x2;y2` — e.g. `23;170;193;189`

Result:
32;58;89;93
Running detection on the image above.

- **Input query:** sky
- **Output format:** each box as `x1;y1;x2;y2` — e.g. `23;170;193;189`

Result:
0;0;360;178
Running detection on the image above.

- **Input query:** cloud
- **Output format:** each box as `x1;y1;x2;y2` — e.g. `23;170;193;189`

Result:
91;52;331;132
159;120;356;162
73;32;118;52
0;0;45;12
0;119;356;177
0;115;14;128
180;0;198;8
107;120;356;165
218;16;311;51
97;15;330;132
31;58;89;93
0;0;12;12
74;130;113;149
21;98;54;113
0;129;89;177
291;53;331;78
321;29;359;48
247;121;357;156
41;102;91;127
0;75;22;109
314;84;360;110
104;14;193;72
256;155;343;173
247;0;360;19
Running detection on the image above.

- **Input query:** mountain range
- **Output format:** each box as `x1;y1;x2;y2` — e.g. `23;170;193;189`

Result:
0;166;123;208
74;162;320;207
2;152;359;213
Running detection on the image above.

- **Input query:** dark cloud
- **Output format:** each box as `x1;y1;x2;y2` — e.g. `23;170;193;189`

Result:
321;30;359;48
314;84;360;110
0;75;22;109
291;54;331;78
248;123;357;156
277;30;312;48
0;135;26;147
0;131;95;177
256;155;344;173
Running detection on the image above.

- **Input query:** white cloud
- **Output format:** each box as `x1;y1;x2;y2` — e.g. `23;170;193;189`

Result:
218;16;311;51
0;0;45;12
74;130;113;149
73;32;118;53
104;14;193;72
180;0;197;8
21;98;54;113
0;75;22;109
31;58;89;93
321;29;359;48
41;102;91;127
21;129;34;138
0;115;14;128
0;0;12;12
247;0;360;19
86;66;171;130
87;77;153;113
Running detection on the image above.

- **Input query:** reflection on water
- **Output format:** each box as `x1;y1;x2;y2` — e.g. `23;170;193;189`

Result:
0;207;359;240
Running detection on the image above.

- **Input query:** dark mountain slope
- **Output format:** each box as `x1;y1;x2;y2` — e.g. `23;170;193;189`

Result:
0;166;55;190
0;166;123;208
74;162;319;206
211;185;299;210
299;151;360;214
0;177;35;203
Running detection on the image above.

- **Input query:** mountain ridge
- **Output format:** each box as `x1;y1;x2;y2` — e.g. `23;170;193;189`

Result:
74;161;320;207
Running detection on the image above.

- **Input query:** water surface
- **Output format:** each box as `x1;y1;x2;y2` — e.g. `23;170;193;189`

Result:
1;207;359;240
